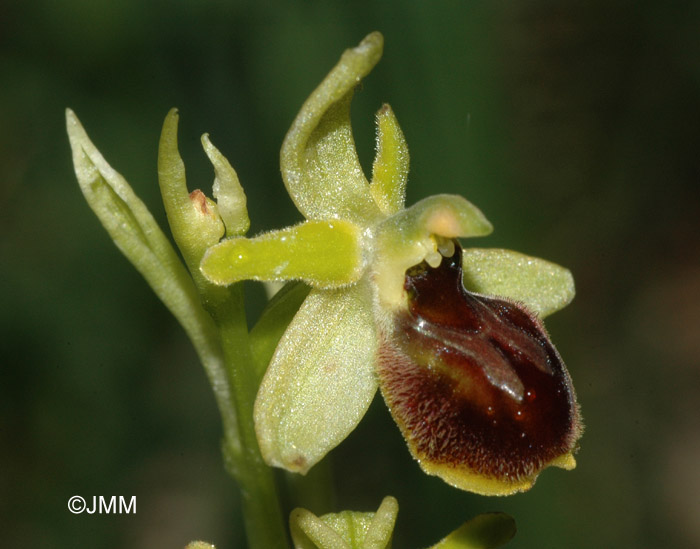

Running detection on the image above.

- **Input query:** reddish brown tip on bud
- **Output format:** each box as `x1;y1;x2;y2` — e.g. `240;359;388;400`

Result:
189;189;210;215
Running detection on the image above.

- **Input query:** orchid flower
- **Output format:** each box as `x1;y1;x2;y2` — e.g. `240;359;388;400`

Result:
200;32;582;496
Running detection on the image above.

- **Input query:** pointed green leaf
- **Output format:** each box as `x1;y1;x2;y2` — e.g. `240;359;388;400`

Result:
280;32;383;224
66;109;238;448
461;248;575;318
430;513;516;549
370;104;409;215
68;108;182;273
201;133;249;237
67;108;206;327
201;220;365;289
254;283;378;474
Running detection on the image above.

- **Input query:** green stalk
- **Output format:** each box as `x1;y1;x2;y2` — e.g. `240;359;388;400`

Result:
156;109;288;548
209;284;288;549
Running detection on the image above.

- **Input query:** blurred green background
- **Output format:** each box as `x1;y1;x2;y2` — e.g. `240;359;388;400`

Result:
2;1;700;547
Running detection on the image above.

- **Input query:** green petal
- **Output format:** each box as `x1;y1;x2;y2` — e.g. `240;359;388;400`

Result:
429;513;516;549
254;284;378;474
461;248;575;318
280;32;383;224
370;104;409;215
201;133;249;237
200;220;365;289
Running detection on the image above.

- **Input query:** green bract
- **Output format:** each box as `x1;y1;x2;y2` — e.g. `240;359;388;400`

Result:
290;496;398;549
199;32;576;488
289;497;515;549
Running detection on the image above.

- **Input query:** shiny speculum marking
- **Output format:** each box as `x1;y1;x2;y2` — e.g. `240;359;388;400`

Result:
378;241;579;484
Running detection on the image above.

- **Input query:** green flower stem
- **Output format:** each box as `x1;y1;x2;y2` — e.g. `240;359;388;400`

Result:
285;456;336;517
156;108;288;547
206;283;288;549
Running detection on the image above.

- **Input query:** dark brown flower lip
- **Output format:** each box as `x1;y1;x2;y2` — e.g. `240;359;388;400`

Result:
377;241;582;494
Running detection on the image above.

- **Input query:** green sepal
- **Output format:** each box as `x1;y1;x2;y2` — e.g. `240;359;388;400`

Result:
370;104;409;215
461;248;575;318
290;496;398;549
254;283;377;474
429;513;516;549
250;281;311;379
280;32;384;224
200;220;365;289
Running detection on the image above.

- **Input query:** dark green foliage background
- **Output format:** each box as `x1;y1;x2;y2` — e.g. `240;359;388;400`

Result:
2;1;700;547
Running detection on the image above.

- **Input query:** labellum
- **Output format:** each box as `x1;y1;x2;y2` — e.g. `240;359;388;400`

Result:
377;240;582;495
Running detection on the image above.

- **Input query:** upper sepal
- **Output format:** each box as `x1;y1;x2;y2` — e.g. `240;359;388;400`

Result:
280;32;384;224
